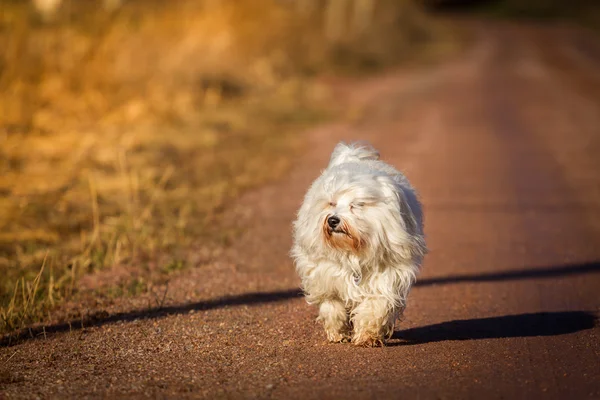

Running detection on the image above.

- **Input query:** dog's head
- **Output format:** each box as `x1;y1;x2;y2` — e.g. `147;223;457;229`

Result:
319;169;393;255
294;163;421;261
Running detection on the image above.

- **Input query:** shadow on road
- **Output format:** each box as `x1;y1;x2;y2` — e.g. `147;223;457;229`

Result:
416;261;600;287
1;261;598;347
0;289;303;347
391;311;597;346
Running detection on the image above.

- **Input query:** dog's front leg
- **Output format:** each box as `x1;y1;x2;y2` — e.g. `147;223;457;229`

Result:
318;300;351;343
351;297;396;347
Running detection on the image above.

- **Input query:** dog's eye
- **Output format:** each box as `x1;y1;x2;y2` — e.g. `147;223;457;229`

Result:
328;201;336;207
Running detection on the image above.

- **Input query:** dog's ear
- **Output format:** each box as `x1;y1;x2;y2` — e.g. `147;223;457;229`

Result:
376;176;427;262
328;142;379;168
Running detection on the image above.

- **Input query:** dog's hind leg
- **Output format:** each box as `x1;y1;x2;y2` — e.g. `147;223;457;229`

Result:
318;300;351;343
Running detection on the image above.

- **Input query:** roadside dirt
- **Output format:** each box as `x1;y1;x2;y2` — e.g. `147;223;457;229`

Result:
1;21;600;399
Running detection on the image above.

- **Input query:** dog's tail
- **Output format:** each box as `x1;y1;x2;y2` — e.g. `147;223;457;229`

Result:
327;142;380;168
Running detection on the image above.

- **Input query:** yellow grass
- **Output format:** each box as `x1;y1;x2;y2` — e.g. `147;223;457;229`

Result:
0;0;447;334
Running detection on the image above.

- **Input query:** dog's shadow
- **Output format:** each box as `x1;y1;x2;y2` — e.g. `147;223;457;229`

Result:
389;311;597;346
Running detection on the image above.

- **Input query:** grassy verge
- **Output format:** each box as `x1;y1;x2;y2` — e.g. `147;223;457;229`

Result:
0;0;449;335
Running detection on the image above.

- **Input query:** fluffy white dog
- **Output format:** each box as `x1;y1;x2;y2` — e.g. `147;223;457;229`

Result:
291;142;426;347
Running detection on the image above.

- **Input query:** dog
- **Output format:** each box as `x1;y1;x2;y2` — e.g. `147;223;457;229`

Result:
291;142;426;347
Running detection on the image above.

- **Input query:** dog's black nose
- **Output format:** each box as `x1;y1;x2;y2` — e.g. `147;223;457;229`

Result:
327;215;340;229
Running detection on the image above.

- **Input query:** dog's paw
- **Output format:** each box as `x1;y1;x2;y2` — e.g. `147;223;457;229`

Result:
352;334;385;347
326;330;351;344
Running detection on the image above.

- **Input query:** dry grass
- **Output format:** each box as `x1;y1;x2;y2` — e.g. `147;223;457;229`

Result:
0;0;448;334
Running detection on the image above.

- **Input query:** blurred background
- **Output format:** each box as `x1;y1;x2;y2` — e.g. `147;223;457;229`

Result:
0;0;597;334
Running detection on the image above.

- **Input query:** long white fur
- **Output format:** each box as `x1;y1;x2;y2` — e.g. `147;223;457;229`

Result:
291;142;426;346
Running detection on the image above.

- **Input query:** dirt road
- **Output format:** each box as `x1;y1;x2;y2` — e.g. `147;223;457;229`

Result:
2;21;600;399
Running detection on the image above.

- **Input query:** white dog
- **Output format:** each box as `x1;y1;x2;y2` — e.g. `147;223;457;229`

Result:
291;142;426;346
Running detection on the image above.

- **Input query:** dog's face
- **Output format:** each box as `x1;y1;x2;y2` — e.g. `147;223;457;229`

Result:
299;167;405;257
321;188;376;253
